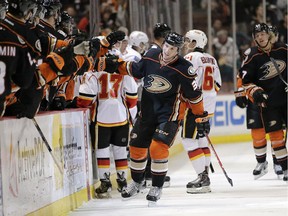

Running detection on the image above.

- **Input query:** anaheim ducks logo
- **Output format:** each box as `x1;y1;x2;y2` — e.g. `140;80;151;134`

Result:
260;60;286;80
144;74;172;93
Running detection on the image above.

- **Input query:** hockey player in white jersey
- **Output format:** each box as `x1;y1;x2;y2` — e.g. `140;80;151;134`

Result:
74;65;138;198
181;30;222;193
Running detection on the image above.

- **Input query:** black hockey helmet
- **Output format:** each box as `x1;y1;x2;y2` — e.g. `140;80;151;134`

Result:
8;0;37;17
58;11;74;35
153;23;171;38
269;25;278;37
165;32;184;48
252;23;269;39
43;0;62;18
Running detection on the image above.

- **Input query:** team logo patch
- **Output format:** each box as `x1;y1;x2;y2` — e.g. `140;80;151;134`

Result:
260;60;286;80
188;65;197;76
244;48;251;56
144;74;172;93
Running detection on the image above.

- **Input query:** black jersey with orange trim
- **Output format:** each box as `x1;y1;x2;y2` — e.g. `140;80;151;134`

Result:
129;48;203;124
0;25;35;105
239;42;287;107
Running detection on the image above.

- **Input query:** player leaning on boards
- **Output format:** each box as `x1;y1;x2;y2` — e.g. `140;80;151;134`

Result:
94;32;210;205
181;29;221;193
237;23;287;181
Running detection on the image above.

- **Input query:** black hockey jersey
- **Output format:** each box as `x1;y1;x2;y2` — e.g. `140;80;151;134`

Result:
239;42;287;107
0;24;35;115
128;48;203;124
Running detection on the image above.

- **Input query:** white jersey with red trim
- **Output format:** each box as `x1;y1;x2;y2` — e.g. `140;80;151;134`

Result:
78;71;138;126
184;51;222;114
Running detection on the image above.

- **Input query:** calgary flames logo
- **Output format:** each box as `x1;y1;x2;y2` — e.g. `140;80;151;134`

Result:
144;74;172;93
260;60;286;80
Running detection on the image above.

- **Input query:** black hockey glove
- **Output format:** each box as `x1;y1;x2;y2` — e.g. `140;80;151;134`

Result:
251;87;268;107
94;55;120;73
89;37;101;58
195;111;210;138
106;31;125;48
49;96;66;110
234;88;248;108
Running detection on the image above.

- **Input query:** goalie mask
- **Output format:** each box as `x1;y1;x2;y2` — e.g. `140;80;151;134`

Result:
185;29;207;49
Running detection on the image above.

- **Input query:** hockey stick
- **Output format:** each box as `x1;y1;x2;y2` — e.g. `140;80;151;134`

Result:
32;118;63;175
205;134;233;186
270;57;288;92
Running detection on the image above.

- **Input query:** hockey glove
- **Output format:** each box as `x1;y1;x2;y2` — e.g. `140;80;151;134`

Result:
251;87;268;107
106;31;125;48
195;111;210;138
234;88;248;108
49;96;66;110
94;55;120;73
45;42;74;74
89;37;101;58
73;41;90;56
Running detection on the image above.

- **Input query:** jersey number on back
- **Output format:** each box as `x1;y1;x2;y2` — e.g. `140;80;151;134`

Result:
98;73;123;99
202;66;214;91
0;61;6;95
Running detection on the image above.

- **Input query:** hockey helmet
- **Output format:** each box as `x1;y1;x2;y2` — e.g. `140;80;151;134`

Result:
252;23;269;39
269;25;278;37
129;31;149;47
43;0;62;18
58;11;74;35
165;32;185;48
185;29;207;49
153;23;171;38
8;0;37;17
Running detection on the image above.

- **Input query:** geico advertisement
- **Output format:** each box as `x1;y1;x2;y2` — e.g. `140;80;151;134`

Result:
210;95;249;136
0;110;91;216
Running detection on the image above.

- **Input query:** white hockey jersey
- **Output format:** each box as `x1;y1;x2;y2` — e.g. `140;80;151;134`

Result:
78;71;138;126
184;51;222;114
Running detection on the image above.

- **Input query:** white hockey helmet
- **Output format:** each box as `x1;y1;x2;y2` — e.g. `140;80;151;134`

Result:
129;31;149;47
185;30;207;49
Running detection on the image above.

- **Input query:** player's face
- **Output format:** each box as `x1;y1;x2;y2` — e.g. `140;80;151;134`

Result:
254;32;270;48
162;42;178;62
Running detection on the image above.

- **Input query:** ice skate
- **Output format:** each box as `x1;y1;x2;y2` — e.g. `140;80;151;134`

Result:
253;161;268;180
121;180;145;200
146;186;162;206
186;170;211;194
283;170;287;181
273;164;283;179
95;175;112;199
145;176;171;188
116;172;127;192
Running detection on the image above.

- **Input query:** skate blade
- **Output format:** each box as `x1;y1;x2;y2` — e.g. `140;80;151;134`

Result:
187;186;211;194
148;200;158;207
95;192;111;199
163;181;170;188
254;169;268;180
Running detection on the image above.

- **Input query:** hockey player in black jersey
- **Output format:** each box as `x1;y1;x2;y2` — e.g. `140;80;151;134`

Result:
238;23;287;181
95;32;210;204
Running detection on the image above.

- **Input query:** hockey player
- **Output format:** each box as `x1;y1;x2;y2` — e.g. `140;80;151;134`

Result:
0;6;36;117
143;23;172;188
182;30;221;193
71;62;138;198
235;24;284;179
95;32;210;204
238;23;287;181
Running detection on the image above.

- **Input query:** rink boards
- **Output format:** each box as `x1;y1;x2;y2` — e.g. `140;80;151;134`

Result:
0;95;250;216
